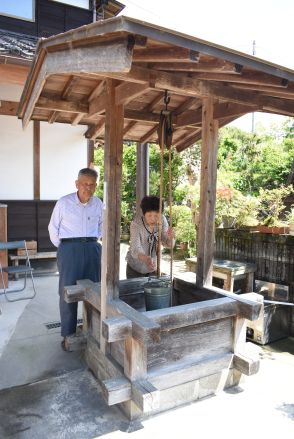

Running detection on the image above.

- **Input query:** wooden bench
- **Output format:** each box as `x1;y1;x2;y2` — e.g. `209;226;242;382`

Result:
185;258;256;293
9;251;57;279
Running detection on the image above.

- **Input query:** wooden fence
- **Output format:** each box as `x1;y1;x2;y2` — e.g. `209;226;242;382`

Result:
215;229;294;291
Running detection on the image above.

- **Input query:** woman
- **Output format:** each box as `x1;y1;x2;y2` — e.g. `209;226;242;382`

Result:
126;195;175;278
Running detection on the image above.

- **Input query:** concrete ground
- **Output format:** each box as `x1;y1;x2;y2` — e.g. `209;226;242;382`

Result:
0;249;293;438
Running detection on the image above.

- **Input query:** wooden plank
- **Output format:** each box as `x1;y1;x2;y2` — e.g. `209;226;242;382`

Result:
132;380;160;412
64;284;86;303
115;82;149;105
233;353;259;375
110;299;161;344
102;316;132;342
196;97;218;287
44;42;132;75
144;298;237;330
148;353;233;390
202;287;263;321
0;64;29;86
133;47;199;63
147;318;233;369
85;335;124;383
36;96;88;114
101;376;131;405
124;336;147;380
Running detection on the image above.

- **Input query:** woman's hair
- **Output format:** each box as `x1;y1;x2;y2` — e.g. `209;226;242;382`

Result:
140;196;161;214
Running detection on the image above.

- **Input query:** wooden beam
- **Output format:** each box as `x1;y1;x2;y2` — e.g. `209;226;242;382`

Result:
48;111;59;124
88;93;107;117
71;113;84;125
196;98;218;288
61;75;79;99
148;60;237;73
132;380;160;412
102;316;132;342
33;121;40;200
88;79;106;102
101;377;131;405
87;139;94;167
233;353;260;376
139;125;158;143
133;47;199;63
44;43;132;76
144;297;236;330
115;82;149;105
100;78;124;353
36;96;88;114
0;100;18;116
84;119;105;140
195;71;289;88
124;336;147;380
176;102;258;127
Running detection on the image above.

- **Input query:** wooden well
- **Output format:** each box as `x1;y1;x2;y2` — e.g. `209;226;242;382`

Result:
65;274;262;419
16;15;292;419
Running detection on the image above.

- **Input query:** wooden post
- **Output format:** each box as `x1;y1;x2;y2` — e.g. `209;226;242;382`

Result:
33;120;40;200
136;142;149;214
196;98;219;288
0;204;8;288
100;79;124;353
87;139;95;167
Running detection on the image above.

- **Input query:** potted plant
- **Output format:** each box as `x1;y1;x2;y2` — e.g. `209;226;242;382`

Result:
256;186;292;234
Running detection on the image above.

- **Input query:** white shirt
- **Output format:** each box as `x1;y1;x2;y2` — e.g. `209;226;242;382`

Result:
48;192;103;247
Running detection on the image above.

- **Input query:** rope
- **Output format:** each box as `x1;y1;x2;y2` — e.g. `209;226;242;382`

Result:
157;91;174;284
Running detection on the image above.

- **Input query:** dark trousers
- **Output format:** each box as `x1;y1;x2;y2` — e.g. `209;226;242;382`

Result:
126;263;156;279
57;241;101;337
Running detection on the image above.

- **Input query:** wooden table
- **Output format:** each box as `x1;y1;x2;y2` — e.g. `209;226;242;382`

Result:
185;258;256;293
9;251;57;279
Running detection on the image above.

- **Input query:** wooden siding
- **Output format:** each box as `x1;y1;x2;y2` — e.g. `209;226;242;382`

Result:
0;0;92;37
1;200;56;251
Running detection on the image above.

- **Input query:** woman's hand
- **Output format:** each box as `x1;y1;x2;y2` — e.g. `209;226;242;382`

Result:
139;254;155;271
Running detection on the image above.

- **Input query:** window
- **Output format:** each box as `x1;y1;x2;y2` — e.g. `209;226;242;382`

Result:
0;0;35;21
51;0;90;9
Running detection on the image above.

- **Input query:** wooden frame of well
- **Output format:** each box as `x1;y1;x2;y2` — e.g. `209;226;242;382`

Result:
17;16;293;419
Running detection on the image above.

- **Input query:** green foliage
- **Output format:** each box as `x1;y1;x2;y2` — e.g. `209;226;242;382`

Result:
257;185;293;226
168;205;195;244
218;121;294;194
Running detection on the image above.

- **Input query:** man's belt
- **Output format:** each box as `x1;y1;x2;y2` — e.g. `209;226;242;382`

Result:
61;237;97;243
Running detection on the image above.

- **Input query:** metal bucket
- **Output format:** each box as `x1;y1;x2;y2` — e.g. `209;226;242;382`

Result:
144;281;171;311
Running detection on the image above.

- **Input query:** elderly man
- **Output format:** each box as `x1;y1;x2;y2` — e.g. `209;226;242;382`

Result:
48;168;103;351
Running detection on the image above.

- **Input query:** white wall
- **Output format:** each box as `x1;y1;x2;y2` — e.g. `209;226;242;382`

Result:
0;116;34;199
40;122;87;199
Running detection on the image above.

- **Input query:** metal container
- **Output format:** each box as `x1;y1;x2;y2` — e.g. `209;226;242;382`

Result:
144;280;171;311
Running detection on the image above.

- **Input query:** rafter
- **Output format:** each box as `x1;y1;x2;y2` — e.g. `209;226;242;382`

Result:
133;47;199;63
139;125;158;143
84;119;105;140
115;81;149;105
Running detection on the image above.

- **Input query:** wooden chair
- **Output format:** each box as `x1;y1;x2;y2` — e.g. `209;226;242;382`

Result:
0;240;36;302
